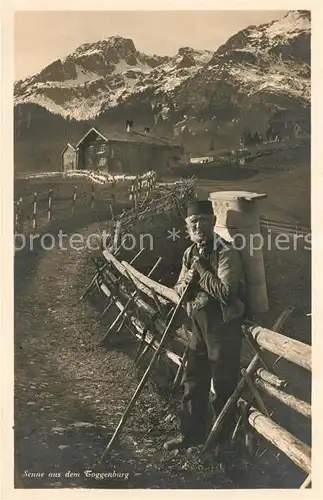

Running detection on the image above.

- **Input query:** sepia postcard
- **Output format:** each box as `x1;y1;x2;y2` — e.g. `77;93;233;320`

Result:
1;0;322;498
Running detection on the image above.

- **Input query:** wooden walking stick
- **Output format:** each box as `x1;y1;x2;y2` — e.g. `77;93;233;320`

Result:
97;279;192;462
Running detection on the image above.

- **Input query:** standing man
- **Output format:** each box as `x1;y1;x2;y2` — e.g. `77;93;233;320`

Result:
164;200;245;451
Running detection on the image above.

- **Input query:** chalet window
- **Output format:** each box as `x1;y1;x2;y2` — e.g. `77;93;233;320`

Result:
98;157;107;167
98;143;107;153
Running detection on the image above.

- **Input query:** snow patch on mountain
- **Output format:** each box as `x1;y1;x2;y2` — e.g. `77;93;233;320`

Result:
230;64;309;100
14;11;310;122
14;38;213;119
113;59;152;75
254;10;310;41
228;54;310;101
39;66;103;88
15;90;108;121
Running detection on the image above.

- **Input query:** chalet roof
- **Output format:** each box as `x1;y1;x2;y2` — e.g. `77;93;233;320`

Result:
269;108;310;123
76;126;182;149
61;142;76;155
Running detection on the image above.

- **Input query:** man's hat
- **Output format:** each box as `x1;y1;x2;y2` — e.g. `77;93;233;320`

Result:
186;200;214;217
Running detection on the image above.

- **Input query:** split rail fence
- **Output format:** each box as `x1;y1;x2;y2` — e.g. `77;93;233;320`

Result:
259;216;310;238
80;238;311;487
14;171;157;234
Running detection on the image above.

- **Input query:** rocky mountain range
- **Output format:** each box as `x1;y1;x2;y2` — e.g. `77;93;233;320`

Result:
14;10;311;171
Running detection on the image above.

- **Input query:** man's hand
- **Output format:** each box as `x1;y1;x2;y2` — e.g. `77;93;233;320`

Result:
184;269;198;284
191;256;211;276
174;269;198;298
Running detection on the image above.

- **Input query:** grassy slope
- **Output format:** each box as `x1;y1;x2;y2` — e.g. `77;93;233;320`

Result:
195;165;310;225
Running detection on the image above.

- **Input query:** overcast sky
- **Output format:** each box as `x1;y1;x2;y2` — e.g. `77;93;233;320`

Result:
15;10;288;80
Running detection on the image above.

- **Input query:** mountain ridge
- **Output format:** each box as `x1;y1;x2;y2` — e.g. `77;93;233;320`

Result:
14;10;311;171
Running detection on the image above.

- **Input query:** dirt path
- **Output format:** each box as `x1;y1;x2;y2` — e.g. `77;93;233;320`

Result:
14;222;309;489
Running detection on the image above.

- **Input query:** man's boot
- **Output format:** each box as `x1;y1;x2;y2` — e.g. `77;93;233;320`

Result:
163;434;205;451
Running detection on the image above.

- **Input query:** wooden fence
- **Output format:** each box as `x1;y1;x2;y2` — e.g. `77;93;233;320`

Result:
83;248;311;487
128;171;157;208
76;190;311;487
14;171;158;234
259;216;311;237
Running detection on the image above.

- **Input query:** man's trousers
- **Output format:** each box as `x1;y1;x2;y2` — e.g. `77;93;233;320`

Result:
180;305;243;444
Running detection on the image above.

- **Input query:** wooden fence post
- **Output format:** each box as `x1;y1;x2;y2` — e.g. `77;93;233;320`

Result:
111;177;116;205
15;199;24;233
243;401;311;474
245;325;311;371
48;189;53;222
72;185;77;215
139;176;143;199
134;178;138;209
18;198;23;232
14;201;20;234
149;173;152;193
109;204;115;221
295;222;300;236
145;175;148;196
129;180;134;206
32;192;37;231
91;184;95;210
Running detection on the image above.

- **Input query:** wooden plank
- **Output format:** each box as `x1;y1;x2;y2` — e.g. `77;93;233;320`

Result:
101;276;188;350
98;280;193;460
131;317;182;367
246;325;311;371
121;259;180;305
204;309;295;450
255;368;287;389
255;377;311;419
101;256;163;343
241;369;270;416
102;250;170;305
271;305;294;332
243;401;311;474
113;278;185;344
203;353;260;450
99;283;184;364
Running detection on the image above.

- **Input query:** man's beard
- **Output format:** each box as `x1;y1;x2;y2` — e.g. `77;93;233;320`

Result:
189;230;208;244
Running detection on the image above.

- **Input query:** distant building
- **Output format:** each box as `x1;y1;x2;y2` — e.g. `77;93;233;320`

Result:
189;155;215;164
61;143;77;172
267;108;310;140
62;122;184;174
